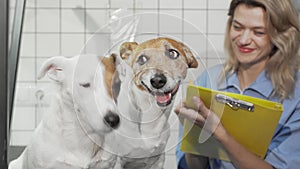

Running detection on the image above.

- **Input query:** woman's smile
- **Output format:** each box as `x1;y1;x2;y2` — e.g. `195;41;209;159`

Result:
238;46;255;53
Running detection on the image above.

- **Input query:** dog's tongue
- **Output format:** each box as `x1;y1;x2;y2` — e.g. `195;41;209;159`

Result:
155;93;171;104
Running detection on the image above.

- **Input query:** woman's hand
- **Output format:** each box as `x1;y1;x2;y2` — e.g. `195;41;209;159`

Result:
174;96;224;137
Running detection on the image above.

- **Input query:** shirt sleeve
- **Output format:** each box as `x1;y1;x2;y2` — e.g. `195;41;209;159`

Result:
265;102;300;169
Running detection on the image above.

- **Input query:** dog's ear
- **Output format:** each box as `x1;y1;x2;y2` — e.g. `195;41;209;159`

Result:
99;53;122;101
37;56;66;82
181;44;198;68
109;53;121;65
100;53;118;68
119;42;138;65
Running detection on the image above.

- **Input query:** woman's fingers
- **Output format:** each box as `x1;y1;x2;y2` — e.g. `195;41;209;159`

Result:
192;96;210;118
174;96;222;134
174;100;206;127
192;96;222;135
174;101;185;115
174;102;187;124
181;106;205;123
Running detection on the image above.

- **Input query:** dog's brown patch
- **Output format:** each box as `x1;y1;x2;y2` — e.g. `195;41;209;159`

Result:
100;54;117;98
134;76;147;92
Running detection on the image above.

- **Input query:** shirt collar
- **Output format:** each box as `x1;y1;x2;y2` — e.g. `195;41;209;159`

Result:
218;70;274;98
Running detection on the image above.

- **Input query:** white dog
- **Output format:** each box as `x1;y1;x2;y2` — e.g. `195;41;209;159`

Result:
9;54;121;169
108;37;198;169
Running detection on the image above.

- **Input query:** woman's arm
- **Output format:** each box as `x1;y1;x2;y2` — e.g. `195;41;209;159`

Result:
214;124;274;169
174;96;275;169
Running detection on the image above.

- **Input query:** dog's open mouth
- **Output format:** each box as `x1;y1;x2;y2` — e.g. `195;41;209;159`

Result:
142;81;180;107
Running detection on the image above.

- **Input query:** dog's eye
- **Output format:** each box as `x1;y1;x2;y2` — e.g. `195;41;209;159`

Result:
166;49;179;59
137;55;148;65
79;83;90;88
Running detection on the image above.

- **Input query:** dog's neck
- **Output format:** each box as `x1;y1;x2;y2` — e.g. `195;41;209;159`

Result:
40;91;104;167
118;78;172;136
135;83;171;130
114;79;172;158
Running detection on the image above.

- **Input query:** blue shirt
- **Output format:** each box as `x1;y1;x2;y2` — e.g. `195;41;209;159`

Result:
176;64;300;169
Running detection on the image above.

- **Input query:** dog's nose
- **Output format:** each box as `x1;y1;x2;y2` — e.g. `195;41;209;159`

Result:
104;111;120;129
150;74;167;89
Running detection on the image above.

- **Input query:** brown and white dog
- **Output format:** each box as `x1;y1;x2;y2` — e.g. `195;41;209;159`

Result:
109;37;198;168
9;54;120;169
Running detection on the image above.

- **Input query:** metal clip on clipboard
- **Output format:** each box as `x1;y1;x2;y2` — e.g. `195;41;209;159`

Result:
215;94;255;112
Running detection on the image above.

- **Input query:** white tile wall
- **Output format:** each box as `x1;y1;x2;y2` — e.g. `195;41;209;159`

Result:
25;0;35;8
208;0;232;9
160;10;182;33
86;0;109;8
61;34;85;56
62;9;85;32
17;58;36;81
184;0;207;9
37;9;60;32
85;34;109;53
10;0;230;168
208;10;228;34
20;34;35;56
184;10;207;33
134;11;159;33
61;0;85;8
23;9;35;32
11;107;36;130
207;34;226;55
86;10;109;33
110;0;133;9
160;0;182;9
36;34;60;57
10;131;34;146
136;0;158;9
36;0;60;8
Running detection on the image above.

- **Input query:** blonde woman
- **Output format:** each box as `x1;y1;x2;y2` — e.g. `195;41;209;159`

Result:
175;0;300;168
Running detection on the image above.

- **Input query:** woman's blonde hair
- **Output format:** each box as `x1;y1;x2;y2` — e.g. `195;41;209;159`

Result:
222;0;300;100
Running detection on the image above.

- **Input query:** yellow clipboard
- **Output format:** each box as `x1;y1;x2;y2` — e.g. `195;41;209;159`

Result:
180;84;283;161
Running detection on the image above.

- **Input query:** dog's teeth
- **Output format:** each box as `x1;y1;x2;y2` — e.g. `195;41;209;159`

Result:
171;83;180;94
155;93;171;103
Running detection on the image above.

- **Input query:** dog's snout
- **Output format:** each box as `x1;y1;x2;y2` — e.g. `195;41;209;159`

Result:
104;111;120;129
150;74;167;89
